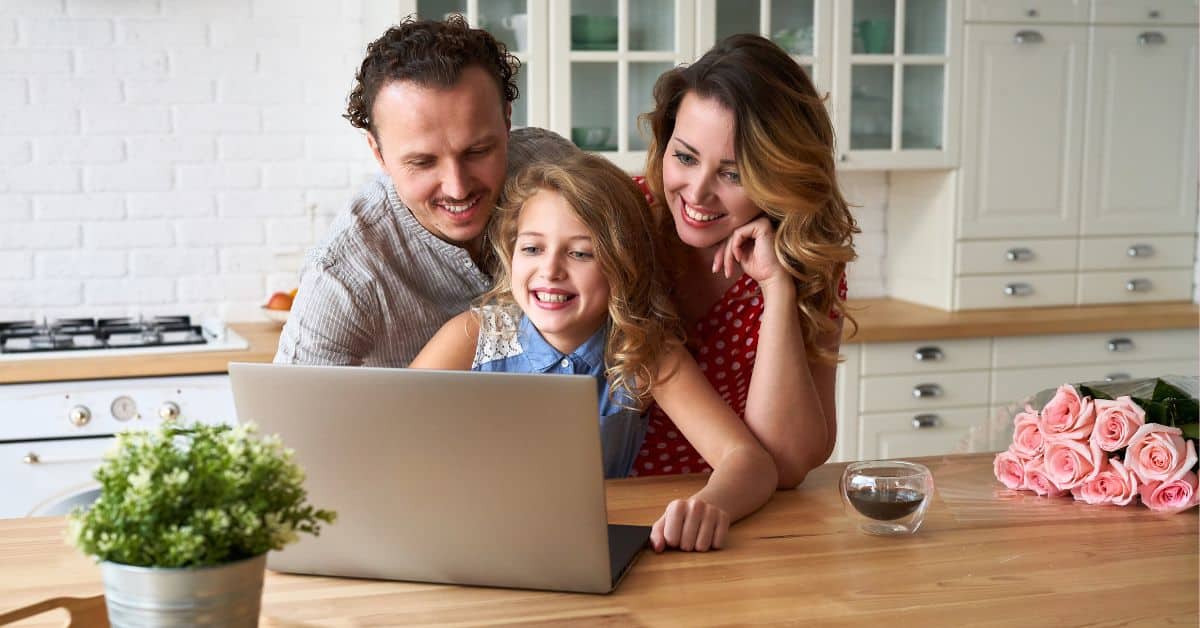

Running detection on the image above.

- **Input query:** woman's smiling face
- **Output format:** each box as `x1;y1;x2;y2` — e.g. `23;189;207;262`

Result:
510;189;611;354
661;92;762;251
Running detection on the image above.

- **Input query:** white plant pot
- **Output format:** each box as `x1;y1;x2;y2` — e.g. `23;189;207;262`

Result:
100;553;266;627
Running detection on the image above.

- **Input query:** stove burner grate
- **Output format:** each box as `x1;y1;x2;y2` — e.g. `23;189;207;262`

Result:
0;315;209;354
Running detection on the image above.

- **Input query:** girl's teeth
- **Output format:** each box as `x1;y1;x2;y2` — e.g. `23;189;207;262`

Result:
535;292;570;303
685;205;722;222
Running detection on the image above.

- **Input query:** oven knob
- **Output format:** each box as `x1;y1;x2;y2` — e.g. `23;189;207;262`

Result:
159;402;181;421
68;405;92;427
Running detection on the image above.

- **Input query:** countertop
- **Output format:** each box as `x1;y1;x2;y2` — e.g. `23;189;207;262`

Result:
1;300;1197;384
0;453;1195;626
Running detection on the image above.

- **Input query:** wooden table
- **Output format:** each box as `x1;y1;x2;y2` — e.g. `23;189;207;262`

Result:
0;453;1196;626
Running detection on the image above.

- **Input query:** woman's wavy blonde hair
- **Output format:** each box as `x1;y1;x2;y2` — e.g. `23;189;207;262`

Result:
642;34;859;364
484;153;684;410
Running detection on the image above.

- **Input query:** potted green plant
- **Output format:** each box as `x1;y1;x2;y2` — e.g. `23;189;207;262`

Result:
67;422;335;627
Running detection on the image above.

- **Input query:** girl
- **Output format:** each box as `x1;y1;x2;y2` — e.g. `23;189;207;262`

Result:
635;34;858;487
412;153;778;552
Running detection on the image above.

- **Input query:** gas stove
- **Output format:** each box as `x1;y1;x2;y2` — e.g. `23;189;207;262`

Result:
0;315;248;360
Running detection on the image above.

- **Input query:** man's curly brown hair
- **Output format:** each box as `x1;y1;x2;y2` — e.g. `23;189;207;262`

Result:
344;14;520;137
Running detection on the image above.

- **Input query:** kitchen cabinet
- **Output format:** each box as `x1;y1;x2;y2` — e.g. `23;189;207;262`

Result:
832;327;1200;462
886;4;1198;310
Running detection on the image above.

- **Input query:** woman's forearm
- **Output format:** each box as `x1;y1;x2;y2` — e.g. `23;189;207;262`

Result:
692;442;778;522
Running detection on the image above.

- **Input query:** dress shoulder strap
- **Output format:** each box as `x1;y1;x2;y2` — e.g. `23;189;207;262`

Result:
471;303;524;369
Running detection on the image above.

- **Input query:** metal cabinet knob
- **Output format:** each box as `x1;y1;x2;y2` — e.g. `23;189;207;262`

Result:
68;405;91;427
1004;282;1033;297
912;414;941;429
913;346;944;362
1025;8;1039;18
1013;30;1044;44
1149;9;1161;18
912;384;943;399
1105;372;1132;382
159;402;181;421
23;453;40;465
1126;244;1155;258
1125;278;1152;292
1137;31;1166;46
1005;247;1034;262
1107;337;1135;352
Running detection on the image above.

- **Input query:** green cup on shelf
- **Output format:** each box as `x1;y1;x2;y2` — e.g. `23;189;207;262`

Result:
571;15;618;50
857;19;893;54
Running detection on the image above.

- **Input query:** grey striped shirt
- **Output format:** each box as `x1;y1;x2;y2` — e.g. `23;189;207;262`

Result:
273;172;491;367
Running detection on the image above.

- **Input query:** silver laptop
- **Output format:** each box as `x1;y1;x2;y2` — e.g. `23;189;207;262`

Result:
227;362;649;594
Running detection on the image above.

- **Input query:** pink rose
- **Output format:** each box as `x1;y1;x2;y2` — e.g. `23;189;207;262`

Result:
1022;457;1066;497
1070;457;1138;506
994;449;1026;490
1138;471;1199;513
1124;424;1196;483
1044;438;1103;490
1010;405;1044;460
1039;384;1096;442
1089;396;1146;452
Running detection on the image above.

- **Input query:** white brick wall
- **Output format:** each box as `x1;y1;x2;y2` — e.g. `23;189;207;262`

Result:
0;0;374;321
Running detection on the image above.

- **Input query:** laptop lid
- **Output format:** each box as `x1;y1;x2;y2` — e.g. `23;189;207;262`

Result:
228;362;642;594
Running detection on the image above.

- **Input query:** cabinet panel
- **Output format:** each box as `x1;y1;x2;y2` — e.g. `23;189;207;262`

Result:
991;359;1199;406
860;371;989;413
1078;235;1196;270
861;337;991;375
1091;0;1200;25
992;328;1200;368
859;407;990;460
1079;26;1198;236
1077;269;1196;304
954;273;1077;309
957;238;1077;274
965;0;1090;24
958;25;1088;238
0;437;109;519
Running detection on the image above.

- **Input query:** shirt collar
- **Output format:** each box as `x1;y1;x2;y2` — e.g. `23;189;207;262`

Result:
517;314;607;373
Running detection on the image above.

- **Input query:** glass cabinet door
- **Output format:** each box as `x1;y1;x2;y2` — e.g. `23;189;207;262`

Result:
835;0;959;169
701;0;833;98
414;0;548;129
550;0;695;171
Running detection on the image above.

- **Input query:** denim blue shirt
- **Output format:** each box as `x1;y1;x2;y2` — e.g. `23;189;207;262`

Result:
471;304;645;478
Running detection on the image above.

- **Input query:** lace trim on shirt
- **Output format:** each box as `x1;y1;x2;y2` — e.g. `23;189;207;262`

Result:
471;303;525;368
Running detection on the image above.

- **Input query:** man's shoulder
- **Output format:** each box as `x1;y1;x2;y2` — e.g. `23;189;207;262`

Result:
306;173;408;270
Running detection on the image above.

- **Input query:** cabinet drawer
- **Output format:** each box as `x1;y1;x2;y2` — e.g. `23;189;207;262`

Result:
861;338;992;375
957;238;1077;274
991;359;1199;406
955;274;1076;309
1077;269;1194;304
993;328;1199;367
1091;0;1199;25
860;371;990;413
966;0;1090;23
1078;235;1195;270
859;408;991;461
0;437;109;519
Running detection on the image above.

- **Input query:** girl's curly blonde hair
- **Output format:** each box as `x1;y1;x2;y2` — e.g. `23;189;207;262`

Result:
484;153;684;410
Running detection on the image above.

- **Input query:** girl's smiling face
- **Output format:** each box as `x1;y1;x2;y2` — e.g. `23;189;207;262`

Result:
661;92;762;252
511;189;611;354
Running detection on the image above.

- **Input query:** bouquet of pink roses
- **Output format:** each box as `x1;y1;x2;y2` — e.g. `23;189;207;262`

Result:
994;376;1199;513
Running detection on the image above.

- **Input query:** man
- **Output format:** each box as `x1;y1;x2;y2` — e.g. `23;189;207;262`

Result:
275;17;571;367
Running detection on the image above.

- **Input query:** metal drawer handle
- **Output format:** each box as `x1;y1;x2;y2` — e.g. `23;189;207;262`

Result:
1105;372;1132;382
912;383;943;399
1149;9;1161;18
1107;337;1135;352
1005;247;1034;262
913;346;944;362
1004;282;1034;297
1125;278;1152;292
1025;8;1039;18
1137;32;1166;46
20;452;100;465
1013;30;1044;44
912;414;941;429
23;453;39;465
1126;244;1155;258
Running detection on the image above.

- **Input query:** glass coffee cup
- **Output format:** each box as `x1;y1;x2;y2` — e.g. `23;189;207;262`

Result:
839;460;934;536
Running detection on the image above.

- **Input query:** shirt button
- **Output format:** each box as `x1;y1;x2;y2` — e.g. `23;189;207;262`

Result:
560;358;570;368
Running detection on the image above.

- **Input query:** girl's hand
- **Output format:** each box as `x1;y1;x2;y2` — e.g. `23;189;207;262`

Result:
712;216;786;288
649;497;731;552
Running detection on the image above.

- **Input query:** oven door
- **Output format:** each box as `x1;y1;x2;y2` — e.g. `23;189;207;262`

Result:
0;437;111;518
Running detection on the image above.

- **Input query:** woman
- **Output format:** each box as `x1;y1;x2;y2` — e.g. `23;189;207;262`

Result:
635;33;858;488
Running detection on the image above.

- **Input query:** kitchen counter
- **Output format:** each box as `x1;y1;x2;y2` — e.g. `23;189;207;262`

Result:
1;301;1196;384
0;453;1195;627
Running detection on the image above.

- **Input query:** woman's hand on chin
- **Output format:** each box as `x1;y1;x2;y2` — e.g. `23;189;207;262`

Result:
650;496;731;552
711;216;787;288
